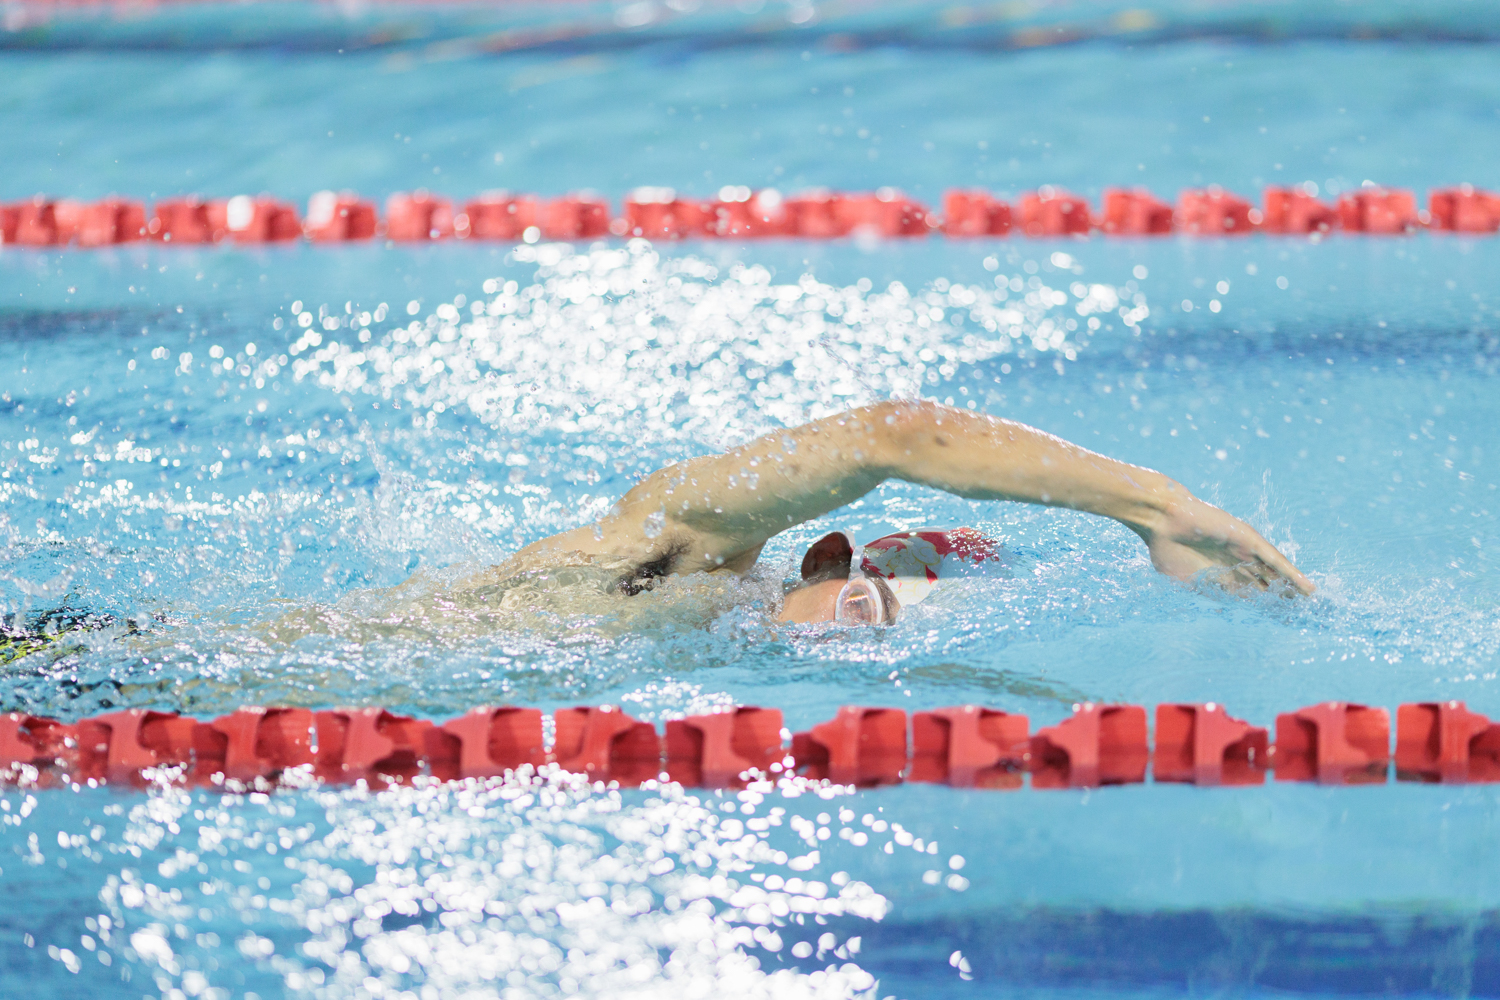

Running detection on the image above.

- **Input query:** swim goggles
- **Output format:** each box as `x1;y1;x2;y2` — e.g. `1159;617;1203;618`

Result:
859;527;1001;607
834;575;889;625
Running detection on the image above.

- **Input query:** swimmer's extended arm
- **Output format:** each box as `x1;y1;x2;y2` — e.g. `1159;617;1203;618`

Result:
511;400;1313;594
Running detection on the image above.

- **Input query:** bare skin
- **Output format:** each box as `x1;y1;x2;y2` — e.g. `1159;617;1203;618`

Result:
466;400;1313;620
779;576;855;625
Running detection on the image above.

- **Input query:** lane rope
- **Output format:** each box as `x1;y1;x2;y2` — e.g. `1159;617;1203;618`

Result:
1;184;1497;247
0;699;1489;790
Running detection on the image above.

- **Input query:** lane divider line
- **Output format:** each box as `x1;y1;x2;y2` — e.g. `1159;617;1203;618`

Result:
2;183;1498;248
0;699;1490;791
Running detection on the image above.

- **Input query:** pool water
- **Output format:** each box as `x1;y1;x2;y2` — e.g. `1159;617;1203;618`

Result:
3;2;1500;997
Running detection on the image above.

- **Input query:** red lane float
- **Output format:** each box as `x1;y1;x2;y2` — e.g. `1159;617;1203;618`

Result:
429;706;546;781
910;705;1027;787
4;197;112;246
448;191;615;241
4;700;1499;790
1153;703;1268;785
223;195;302;243
782;189;844;238
314;707;433;786
0;196;147;247
1097;188;1174;235
305;191;379;242
808;190;867;237
1177;187;1257;235
0;713;76;782
539;193;612;240
72;198;149;246
147;195;302;245
666;707;786;788
553;705;661;785
1261;186;1338;235
13;198;73;246
941;189;1012;237
1018;187;1091;237
778;188;931;239
385;191;454;242
196;707;314;783
830;189;931;238
1028;703;1148;788
1395;701;1500;783
459;192;539;241
10;183;1500;247
1337;187;1422;233
703;187;790;238
1274;702;1389;784
621;187;711;240
76;709;197;786
791;706;908;787
1428;185;1500;234
148;196;224;243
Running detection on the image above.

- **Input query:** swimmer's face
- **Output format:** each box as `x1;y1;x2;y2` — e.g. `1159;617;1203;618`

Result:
780;531;900;625
778;574;899;625
778;576;846;624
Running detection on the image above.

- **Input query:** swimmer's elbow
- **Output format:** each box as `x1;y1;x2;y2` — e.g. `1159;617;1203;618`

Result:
866;399;951;468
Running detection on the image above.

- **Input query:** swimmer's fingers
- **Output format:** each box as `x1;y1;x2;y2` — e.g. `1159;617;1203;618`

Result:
1215;556;1296;596
1214;559;1274;593
1241;535;1315;596
1222;561;1270;592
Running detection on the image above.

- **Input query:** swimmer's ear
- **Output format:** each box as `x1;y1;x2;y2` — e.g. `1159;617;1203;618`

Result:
800;532;853;581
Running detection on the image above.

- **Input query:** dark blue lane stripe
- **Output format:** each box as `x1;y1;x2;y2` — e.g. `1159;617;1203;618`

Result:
770;908;1500;996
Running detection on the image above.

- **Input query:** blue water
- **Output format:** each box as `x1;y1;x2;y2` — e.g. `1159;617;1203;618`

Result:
3;3;1500;997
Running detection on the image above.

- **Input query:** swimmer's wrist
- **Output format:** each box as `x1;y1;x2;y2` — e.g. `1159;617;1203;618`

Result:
1113;476;1192;540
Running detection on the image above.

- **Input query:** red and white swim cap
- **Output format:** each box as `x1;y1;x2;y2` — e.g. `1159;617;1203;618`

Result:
858;527;1001;606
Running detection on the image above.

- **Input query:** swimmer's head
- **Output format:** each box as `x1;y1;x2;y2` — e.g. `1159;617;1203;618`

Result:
778;527;1002;625
778;532;899;625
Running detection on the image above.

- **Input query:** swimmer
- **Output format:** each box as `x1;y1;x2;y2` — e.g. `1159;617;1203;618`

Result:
472;400;1313;625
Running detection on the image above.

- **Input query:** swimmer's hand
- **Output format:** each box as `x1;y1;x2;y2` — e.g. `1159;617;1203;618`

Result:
1142;495;1314;596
